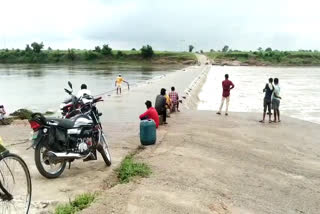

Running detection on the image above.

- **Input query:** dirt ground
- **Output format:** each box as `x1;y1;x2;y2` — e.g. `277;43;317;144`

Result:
81;111;320;214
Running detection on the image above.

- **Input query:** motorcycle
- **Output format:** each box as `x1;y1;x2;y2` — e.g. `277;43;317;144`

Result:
28;83;111;179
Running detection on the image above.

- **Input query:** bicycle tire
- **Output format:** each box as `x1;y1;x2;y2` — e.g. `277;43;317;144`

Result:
0;153;32;214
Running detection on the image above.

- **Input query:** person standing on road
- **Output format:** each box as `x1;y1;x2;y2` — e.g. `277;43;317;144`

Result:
115;74;129;95
260;78;274;123
155;88;168;124
0;105;6;120
169;86;180;112
272;78;282;123
217;74;235;116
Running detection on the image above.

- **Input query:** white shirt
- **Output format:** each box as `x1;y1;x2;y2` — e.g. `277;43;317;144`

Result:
77;89;91;98
272;85;280;101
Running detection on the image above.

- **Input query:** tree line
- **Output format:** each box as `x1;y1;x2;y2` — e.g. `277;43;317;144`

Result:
0;42;155;63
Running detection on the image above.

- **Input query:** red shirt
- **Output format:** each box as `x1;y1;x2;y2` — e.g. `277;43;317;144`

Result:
139;107;159;128
222;80;235;97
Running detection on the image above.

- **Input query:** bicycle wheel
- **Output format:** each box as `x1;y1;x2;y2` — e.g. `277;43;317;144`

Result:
0;153;32;214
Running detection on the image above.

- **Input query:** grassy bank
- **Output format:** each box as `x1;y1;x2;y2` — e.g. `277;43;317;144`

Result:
0;49;197;65
206;51;320;66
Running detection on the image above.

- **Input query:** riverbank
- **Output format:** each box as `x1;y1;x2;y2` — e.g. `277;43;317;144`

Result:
206;51;320;66
0;55;209;213
0;49;197;65
81;111;320;214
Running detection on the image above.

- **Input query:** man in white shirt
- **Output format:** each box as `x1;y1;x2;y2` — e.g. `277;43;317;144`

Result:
272;78;282;123
77;84;91;98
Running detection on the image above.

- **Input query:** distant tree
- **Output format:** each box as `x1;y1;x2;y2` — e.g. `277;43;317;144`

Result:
265;47;272;52
210;49;215;52
131;48;136;51
85;50;99;60
258;47;263;51
31;42;44;53
67;49;76;61
25;44;32;52
94;46;101;52
48;47;52;51
188;45;194;53
140;45;154;58
222;45;229;52
101;44;112;55
200;50;204;54
117;50;124;58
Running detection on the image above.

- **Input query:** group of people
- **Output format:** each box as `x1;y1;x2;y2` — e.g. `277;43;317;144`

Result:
260;77;281;123
214;73;282;123
139;87;180;128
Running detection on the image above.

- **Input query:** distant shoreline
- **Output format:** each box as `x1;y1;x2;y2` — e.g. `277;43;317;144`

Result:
0;49;197;65
205;50;320;66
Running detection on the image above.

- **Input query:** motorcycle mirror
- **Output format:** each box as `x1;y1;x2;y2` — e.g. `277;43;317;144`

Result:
68;81;72;89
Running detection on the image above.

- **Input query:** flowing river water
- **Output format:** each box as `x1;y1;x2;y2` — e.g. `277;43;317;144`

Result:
0;63;182;113
198;66;320;124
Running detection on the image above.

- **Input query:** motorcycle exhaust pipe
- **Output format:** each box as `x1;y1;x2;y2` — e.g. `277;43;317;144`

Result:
47;151;88;160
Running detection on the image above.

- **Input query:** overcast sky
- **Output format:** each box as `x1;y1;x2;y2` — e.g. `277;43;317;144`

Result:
0;0;319;51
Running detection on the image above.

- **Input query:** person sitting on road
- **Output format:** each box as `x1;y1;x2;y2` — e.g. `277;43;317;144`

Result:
0;105;6;120
139;100;159;128
155;88;168;125
115;74;129;95
77;84;91;98
169;86;180;112
164;92;172;116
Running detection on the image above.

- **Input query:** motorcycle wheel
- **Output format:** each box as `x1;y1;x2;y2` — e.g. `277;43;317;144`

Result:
97;133;111;166
35;143;66;179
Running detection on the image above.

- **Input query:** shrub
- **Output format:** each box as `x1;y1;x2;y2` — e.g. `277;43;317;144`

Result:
222;45;229;52
31;42;44;53
55;193;96;214
9;109;33;120
116;51;124;58
117;155;151;183
67;49;76;61
94;46;101;52
101;44;112;55
140;45;154;58
188;45;194;52
85;51;99;60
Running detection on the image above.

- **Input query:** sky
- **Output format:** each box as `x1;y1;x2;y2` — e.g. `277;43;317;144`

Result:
0;0;319;51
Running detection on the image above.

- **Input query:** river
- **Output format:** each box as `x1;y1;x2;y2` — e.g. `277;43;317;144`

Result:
198;66;320;124
0;63;182;113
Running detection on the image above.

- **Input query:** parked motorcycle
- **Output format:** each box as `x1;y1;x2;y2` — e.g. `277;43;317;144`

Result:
29;83;111;179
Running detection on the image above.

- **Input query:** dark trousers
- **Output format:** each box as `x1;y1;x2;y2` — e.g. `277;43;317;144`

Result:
157;109;166;123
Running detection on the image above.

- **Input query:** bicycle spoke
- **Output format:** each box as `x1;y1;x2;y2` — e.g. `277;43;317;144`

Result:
0;154;32;214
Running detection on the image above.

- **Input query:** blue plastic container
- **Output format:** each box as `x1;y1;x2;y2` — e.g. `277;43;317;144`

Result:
140;120;156;145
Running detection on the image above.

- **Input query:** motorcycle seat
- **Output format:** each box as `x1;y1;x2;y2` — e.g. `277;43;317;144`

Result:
47;118;75;129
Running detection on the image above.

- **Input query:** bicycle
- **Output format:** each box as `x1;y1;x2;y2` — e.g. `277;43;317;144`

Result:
0;138;32;214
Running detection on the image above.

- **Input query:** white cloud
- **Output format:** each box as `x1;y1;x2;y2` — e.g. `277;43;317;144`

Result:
0;0;319;50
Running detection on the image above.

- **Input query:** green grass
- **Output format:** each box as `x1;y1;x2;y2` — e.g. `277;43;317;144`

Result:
55;193;96;214
117;154;152;183
206;50;320;66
